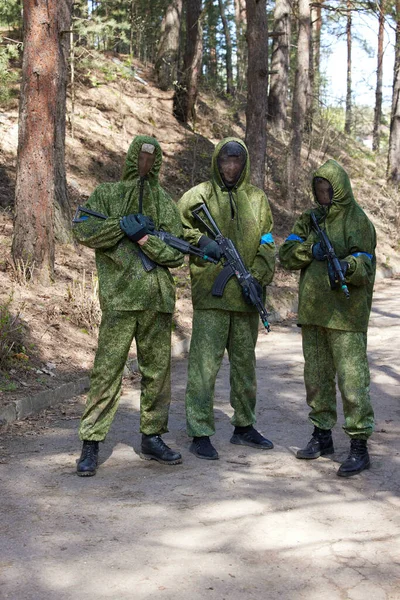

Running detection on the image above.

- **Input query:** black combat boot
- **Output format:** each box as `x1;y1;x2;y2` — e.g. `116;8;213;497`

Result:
337;439;370;477
190;436;219;460
230;425;274;449
140;434;182;465
296;426;334;459
76;440;99;477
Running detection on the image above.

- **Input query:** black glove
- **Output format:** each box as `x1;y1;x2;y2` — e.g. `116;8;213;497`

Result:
136;214;155;234
120;214;147;242
242;277;263;305
328;261;349;290
312;242;326;261
198;236;221;261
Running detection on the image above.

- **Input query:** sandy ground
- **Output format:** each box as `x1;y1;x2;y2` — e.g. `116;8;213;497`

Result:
0;280;399;600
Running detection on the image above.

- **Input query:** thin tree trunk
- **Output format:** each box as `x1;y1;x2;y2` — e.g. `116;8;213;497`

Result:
234;0;246;91
388;0;400;183
344;0;352;134
12;0;72;283
70;29;75;139
245;0;268;189
307;0;323;130
312;0;323;102
173;0;203;124
287;0;311;207
155;0;183;90
218;0;234;95
373;0;385;152
268;0;291;130
207;0;218;85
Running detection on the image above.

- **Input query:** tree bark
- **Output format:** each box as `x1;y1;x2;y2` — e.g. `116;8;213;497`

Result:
234;0;246;92
267;0;291;130
307;0;323;130
388;0;400;183
373;0;384;152
155;0;183;91
287;0;311;206
344;0;352;134
218;0;234;95
173;0;203;124
245;0;268;189
12;0;72;284
204;0;219;85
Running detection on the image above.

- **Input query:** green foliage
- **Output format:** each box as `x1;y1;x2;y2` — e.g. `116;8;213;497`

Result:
0;295;25;369
0;0;21;32
0;39;19;105
72;0;169;60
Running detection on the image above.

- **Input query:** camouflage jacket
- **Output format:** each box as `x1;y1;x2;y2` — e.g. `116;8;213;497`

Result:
73;135;183;313
178;137;275;312
279;160;376;332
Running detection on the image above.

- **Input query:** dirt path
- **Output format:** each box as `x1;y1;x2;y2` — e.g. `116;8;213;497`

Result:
1;281;399;600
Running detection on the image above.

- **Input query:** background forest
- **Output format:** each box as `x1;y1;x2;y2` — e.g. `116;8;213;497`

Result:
1;0;400;397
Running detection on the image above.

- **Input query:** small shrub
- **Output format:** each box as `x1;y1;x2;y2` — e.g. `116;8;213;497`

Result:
0;296;25;368
65;270;101;331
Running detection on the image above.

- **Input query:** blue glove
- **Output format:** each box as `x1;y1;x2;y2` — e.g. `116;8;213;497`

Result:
198;236;221;261
312;242;326;261
242;277;263;305
120;214;147;242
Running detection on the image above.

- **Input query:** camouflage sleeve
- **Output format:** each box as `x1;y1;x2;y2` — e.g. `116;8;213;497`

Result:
249;195;276;286
72;184;125;250
140;192;184;267
344;219;376;287
177;185;209;246
279;212;317;270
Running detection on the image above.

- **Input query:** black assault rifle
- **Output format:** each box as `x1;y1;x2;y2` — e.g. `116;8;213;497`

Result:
73;205;218;268
310;212;350;299
192;203;271;332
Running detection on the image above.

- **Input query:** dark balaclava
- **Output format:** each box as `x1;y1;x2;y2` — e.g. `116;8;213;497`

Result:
217;141;247;188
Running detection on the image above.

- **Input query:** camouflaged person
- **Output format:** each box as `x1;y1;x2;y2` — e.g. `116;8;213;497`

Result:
178;138;276;460
73;135;184;476
279;159;376;477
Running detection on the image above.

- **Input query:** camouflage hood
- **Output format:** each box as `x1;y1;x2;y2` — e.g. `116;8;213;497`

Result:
312;159;354;211
211;137;250;192
122;135;162;185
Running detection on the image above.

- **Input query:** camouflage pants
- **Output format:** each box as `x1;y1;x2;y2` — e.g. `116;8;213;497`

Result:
302;325;374;439
79;310;173;441
185;309;259;437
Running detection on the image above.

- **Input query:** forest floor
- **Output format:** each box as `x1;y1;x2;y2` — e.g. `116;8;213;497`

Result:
0;279;399;600
0;51;400;409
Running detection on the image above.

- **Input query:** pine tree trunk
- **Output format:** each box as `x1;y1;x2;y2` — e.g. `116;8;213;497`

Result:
345;0;352;134
287;0;311;207
373;0;384;152
207;0;219;85
307;0;323;130
12;0;72;284
218;0;234;95
312;0;323;103
268;0;291;130
388;0;400;183
173;0;203;124
245;0;268;189
155;0;183;90
234;0;246;91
